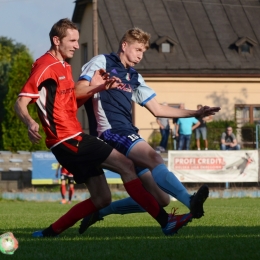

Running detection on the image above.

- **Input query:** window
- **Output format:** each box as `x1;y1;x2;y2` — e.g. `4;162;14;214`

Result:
234;37;257;55
153;36;178;54
235;104;260;125
241;43;250;53
162;43;170;53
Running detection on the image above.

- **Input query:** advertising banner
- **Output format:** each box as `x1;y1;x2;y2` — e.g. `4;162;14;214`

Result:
168;150;258;182
31;152;122;184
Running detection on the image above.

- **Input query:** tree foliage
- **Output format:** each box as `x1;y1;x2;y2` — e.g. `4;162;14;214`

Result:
0;37;47;151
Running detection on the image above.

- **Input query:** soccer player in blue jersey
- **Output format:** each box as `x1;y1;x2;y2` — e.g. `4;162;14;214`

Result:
75;27;220;234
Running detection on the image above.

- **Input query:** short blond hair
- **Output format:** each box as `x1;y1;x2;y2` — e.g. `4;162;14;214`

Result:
119;27;151;50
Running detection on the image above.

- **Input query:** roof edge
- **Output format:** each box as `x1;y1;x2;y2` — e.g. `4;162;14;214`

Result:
72;0;92;23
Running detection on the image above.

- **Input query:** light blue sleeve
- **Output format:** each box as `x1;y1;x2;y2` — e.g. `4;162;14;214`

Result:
132;73;156;106
193;117;199;124
78;55;106;82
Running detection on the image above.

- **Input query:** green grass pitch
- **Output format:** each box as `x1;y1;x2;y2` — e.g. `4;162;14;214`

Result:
0;198;259;260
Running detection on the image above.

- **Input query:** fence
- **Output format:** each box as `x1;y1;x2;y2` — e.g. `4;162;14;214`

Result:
146;126;260;150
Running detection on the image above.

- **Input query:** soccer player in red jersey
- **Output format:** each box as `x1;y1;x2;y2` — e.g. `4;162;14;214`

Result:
14;18;192;237
56;163;74;204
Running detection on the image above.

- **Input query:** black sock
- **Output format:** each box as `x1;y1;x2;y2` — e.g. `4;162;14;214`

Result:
42;225;59;237
155;208;169;228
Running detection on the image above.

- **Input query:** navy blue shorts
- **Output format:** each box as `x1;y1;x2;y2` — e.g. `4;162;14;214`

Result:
100;129;149;176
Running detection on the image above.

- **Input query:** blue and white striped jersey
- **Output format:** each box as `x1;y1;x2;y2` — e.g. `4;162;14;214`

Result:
79;52;156;137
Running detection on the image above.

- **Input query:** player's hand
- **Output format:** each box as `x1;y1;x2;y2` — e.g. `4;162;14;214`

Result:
103;76;122;90
91;69;109;86
27;121;41;144
197;106;221;118
91;69;122;90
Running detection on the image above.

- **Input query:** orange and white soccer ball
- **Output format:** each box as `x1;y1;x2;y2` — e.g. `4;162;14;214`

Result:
0;232;19;255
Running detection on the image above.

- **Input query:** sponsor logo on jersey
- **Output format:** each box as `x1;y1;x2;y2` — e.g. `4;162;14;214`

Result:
59;76;66;80
116;83;132;93
126;73;130;81
111;68;118;74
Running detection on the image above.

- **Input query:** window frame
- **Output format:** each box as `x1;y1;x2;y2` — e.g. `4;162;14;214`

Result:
235;104;260;124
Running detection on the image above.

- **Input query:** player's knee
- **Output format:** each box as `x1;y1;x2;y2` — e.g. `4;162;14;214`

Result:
161;196;170;207
155;193;170;207
92;193;111;209
150;152;164;165
120;158;136;176
100;197;111;208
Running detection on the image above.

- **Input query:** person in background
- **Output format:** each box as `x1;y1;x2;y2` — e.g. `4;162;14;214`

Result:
56;163;74;204
195;104;212;151
176;104;201;150
220;126;240;150
172;103;185;150
156;102;170;152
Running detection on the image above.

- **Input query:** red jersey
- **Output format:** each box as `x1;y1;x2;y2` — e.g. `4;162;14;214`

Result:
19;52;82;148
61;166;73;177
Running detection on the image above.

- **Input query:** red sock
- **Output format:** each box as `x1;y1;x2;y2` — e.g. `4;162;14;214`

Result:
61;184;66;199
52;198;97;234
124;178;161;218
69;187;74;201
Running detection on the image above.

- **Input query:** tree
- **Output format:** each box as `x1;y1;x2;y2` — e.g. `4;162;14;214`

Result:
0;37;28;125
0;37;47;151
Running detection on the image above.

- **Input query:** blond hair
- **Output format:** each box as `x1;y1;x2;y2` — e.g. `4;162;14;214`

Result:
119;27;151;50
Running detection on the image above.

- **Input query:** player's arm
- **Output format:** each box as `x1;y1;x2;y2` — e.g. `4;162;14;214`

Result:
14;96;42;143
145;98;220;118
75;69;121;107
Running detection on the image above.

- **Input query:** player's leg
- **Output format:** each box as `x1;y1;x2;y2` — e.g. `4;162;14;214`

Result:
100;130;191;208
60;177;67;204
81;149;192;236
105;150;192;236
68;177;74;204
101;130;207;217
97;130;170;212
32;134;114;237
79;169;171;234
33;173;111;237
128;141;208;218
102;170;170;216
99;170;170;216
79;133;192;235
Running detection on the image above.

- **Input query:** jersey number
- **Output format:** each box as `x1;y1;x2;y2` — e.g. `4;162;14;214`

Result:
128;134;139;142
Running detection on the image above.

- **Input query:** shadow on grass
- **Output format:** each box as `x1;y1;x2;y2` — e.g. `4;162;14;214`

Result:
3;226;259;260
